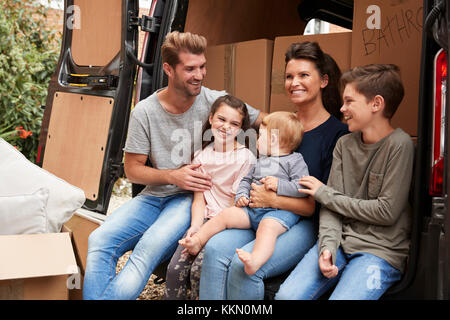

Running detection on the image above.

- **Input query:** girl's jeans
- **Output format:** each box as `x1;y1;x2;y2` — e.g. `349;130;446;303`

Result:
199;217;316;300
275;242;402;300
83;193;193;300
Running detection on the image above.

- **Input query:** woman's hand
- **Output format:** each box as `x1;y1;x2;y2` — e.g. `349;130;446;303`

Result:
249;183;276;208
298;176;324;197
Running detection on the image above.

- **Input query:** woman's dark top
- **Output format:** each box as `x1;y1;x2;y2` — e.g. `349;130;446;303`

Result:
296;115;349;217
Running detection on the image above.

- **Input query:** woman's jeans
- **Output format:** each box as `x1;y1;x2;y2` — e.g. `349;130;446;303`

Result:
83;193;193;300
275;242;402;300
199;217;316;300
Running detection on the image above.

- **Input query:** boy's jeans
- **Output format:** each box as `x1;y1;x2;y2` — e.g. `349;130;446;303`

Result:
83;193;192;300
275;242;402;300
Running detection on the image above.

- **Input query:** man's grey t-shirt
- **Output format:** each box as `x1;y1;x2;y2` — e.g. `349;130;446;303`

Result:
123;86;260;197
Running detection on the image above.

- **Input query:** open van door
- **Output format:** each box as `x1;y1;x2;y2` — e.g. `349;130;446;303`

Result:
37;0;142;214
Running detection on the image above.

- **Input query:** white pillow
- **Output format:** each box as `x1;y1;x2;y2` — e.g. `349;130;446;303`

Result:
0;187;49;235
0;138;86;233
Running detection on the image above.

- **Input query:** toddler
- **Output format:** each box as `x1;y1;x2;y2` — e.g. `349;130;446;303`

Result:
180;111;309;275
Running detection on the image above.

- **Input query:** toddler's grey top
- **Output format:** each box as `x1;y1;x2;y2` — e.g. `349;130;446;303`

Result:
235;152;309;202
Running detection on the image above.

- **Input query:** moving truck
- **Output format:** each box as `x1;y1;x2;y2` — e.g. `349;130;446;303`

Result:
37;0;449;299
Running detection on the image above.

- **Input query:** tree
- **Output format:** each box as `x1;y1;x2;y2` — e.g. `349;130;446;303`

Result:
0;0;60;162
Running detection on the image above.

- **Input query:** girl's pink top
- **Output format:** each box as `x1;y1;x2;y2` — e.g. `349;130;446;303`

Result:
192;143;256;218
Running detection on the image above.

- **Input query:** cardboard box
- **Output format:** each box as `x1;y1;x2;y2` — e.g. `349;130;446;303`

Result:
270;32;352;113
350;0;423;136
62;210;102;300
204;39;274;113
0;232;78;300
63;210;102;275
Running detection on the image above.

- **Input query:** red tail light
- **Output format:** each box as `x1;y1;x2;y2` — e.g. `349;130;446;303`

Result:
36;145;42;165
430;49;447;196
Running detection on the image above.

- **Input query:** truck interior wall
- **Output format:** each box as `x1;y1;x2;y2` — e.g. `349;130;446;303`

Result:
184;0;306;46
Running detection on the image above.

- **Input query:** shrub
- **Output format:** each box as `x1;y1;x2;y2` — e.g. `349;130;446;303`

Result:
0;0;60;162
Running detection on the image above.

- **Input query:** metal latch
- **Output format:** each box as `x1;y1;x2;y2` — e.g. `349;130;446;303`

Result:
109;161;124;180
64;74;119;88
128;11;161;33
431;196;446;233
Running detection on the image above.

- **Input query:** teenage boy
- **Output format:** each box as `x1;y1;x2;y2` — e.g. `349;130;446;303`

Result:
275;64;414;300
83;31;264;300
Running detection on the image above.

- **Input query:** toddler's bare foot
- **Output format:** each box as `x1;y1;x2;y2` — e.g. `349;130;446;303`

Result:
236;248;260;275
178;235;202;256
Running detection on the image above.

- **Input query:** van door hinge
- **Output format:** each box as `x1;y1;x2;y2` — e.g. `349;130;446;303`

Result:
128;11;161;33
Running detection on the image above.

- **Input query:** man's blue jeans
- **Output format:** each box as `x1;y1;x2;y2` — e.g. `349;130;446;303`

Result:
275;242;402;300
83;193;192;300
199;217;316;300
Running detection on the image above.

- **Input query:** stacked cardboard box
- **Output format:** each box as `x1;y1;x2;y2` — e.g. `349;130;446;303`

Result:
202;0;422;137
350;0;422;136
269;0;422;137
204;39;274;113
269;32;352;113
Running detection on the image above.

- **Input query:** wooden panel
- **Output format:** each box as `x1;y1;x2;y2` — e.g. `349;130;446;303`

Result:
42;92;113;200
185;0;306;46
71;0;122;66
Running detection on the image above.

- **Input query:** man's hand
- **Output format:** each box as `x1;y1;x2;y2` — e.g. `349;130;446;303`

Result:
319;249;339;279
260;176;278;192
169;164;212;192
298;176;324;197
236;196;250;207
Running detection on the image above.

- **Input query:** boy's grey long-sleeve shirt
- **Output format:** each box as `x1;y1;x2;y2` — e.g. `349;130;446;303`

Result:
315;128;414;273
235;152;309;202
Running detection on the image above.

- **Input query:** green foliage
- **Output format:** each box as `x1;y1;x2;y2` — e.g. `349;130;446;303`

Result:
0;0;60;162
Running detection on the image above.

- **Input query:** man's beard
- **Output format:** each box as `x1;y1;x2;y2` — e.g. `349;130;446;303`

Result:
173;76;202;97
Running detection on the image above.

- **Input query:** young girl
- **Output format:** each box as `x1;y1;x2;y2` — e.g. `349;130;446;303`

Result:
164;94;256;300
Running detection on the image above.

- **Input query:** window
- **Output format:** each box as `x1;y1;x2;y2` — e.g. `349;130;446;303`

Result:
303;19;330;35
